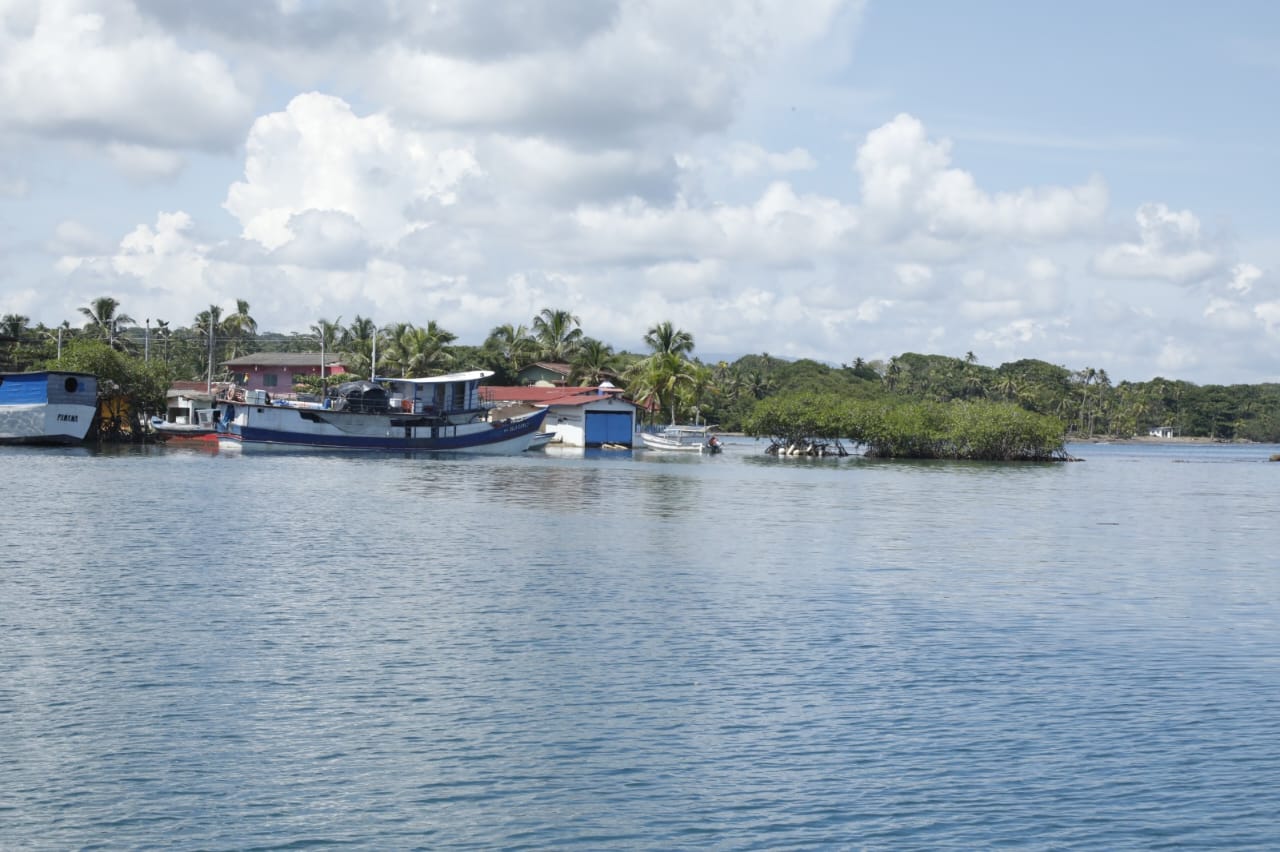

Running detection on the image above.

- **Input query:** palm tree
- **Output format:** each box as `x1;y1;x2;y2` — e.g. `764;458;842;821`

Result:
483;323;538;380
342;315;378;378
310;317;346;353
194;304;224;389
531;307;583;362
884;357;902;392
568;338;618;385
380;322;456;377
377;322;412;376
744;369;774;400
963;368;986;399
221;299;258;359
79;296;135;349
405;323;456;376
682;361;716;425
994;374;1020;401
628;351;697;425
1;313;28;339
643;320;695;357
347;315;376;347
713;361;744;405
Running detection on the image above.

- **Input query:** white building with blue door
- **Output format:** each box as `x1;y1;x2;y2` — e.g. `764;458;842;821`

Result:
480;383;638;448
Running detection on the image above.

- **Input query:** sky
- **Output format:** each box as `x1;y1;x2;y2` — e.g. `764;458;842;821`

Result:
1;0;1278;384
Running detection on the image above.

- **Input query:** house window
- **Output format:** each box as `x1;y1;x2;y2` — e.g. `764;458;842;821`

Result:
263;374;278;387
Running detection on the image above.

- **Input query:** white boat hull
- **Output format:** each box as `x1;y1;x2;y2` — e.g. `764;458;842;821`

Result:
1;372;99;445
0;402;97;444
640;433;708;452
217;401;547;453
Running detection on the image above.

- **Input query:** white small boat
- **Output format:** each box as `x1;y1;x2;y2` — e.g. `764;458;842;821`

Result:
0;371;98;445
526;431;556;450
152;389;220;443
640;424;722;453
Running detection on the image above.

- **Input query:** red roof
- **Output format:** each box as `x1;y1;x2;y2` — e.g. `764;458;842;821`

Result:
482;385;631;408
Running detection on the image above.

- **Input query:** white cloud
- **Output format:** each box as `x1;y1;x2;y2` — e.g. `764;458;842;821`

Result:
1092;202;1222;284
1255;301;1280;335
0;0;253;150
224;93;481;251
893;262;932;290
46;219;113;256
1203;297;1255;331
270;210;371;270
723;142;817;177
973;318;1046;349
855;113;1108;243
370;0;850;143
106;143;185;181
1157;337;1198;372
1228;262;1262;295
854;298;893;322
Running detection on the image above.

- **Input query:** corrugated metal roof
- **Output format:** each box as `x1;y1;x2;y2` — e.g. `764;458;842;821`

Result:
222;353;345;367
481;385;634;408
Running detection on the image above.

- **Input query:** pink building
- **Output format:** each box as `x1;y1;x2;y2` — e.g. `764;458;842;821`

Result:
223;353;347;393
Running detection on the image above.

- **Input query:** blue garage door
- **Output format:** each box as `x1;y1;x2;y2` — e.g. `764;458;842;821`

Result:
584;411;633;447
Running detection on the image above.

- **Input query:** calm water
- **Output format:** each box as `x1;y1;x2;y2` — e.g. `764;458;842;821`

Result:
2;439;1278;849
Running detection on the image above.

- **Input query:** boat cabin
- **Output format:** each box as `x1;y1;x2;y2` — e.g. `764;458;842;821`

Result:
327;371;491;420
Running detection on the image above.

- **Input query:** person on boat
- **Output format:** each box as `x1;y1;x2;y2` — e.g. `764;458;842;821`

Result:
707;435;722;451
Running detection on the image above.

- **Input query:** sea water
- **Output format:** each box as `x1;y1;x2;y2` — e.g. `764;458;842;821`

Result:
2;440;1278;849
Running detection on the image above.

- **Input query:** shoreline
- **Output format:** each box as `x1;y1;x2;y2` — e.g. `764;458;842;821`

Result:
1073;435;1249;445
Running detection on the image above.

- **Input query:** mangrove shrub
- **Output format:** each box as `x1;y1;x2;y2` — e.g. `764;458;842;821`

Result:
744;393;1068;461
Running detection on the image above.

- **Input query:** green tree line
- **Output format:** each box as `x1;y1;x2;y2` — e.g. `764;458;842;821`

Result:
5;298;1280;442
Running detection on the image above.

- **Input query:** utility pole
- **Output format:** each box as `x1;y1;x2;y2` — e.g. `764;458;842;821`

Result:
206;316;214;396
144;318;150;364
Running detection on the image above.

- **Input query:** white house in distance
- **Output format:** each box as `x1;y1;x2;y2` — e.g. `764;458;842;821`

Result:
1148;425;1176;439
480;383;638;448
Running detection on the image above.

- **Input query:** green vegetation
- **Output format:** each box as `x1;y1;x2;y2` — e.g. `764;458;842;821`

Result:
5;297;1280;446
745;394;1069;461
47;339;172;440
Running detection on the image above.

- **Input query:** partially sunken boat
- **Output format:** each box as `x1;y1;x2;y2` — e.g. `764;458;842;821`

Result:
0;371;98;445
216;370;547;453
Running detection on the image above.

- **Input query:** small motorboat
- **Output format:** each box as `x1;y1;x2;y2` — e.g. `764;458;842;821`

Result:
640;424;721;453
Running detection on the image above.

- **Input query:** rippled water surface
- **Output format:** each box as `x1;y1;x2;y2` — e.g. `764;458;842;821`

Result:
3;440;1279;849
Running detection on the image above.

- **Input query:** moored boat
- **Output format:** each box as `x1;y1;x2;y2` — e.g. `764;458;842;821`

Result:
0;371;98;445
640;424;722;453
151;388;221;443
526;431;556;450
216;370;547;453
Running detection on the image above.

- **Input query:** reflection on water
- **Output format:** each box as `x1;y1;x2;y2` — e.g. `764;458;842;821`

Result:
2;442;1280;848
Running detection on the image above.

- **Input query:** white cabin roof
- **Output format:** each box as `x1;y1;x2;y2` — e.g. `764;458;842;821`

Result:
375;370;494;385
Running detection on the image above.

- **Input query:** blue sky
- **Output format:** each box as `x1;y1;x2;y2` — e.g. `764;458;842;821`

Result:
1;0;1277;383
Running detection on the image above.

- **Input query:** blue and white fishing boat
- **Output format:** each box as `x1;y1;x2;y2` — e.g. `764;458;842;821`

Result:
216;370;547;453
0;371;98;445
